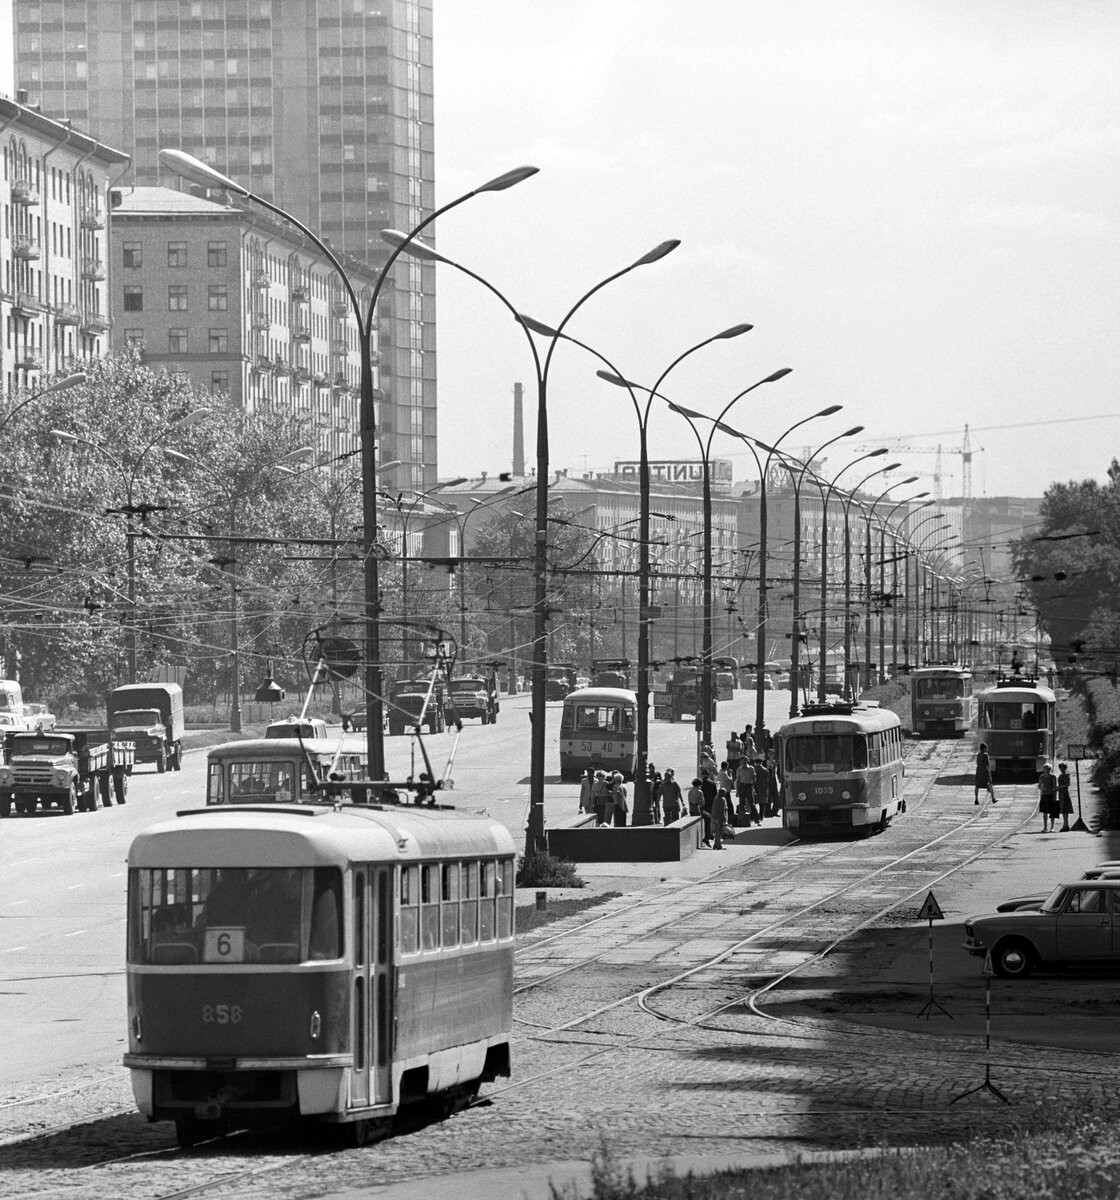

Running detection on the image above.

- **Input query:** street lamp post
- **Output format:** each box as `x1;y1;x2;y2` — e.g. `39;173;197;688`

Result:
52;407;208;683
1;372;87;434
660;368;794;758
904;513;950;667
875;492;929;680
161;148;538;782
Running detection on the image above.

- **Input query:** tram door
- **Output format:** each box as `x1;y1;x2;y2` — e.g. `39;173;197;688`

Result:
350;866;394;1108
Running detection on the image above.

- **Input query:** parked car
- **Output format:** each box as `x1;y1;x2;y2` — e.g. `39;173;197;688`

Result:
265;717;329;740
963;879;1120;977
995;864;1120;912
23;703;56;732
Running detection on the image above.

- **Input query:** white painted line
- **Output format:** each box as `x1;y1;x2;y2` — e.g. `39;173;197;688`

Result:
64;929;87;938
5;900;27;907
1;946;27;953
67;883;86;890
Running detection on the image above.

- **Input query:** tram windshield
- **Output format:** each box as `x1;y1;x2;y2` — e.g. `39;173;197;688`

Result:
979;701;1049;730
915;677;970;700
785;734;868;774
561;703;635;733
128;866;343;965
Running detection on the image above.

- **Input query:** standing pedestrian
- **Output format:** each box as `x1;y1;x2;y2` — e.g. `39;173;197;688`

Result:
659;768;683;824
611;772;628;827
579;769;595;814
687;777;704;819
735;757;758;824
725;731;743;775
710;785;726;850
1038;762;1058;832
700;769;717;845
742;725;757;761
1057;762;1073;832
974;742;996;805
593;771;610;827
754;759;771;824
700;742;718;777
764;758;781;819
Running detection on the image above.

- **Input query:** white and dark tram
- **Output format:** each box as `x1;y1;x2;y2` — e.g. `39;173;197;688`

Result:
777;701;906;836
124;800;515;1146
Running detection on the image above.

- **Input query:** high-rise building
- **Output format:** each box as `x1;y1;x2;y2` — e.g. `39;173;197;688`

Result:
0;93;128;396
14;0;435;489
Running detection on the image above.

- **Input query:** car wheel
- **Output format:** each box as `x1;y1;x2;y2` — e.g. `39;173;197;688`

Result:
63;784;76;816
0;793;10;818
156;748;167;773
171;743;182;770
113;769;129;805
992;938;1035;979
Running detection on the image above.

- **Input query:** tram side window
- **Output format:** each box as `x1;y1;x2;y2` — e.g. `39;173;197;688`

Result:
400;865;419;955
309;868;342;960
868;733;881;768
441;863;460;948
420;863;440;951
497;859;514;938
460;861;478;944
208;762;225;804
479;860;497;941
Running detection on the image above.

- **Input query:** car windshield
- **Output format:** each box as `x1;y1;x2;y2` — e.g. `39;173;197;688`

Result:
1040;885;1069;913
450;680;484;693
112;709;161;727
128;866;343;964
12;736;70;756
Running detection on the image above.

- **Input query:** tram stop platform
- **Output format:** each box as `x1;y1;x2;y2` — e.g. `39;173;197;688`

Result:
546;813;704;862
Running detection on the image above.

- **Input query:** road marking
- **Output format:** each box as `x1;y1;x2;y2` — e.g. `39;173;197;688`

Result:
1;946;27;953
64;929;87;938
109;871;125;879
5;900;27;908
67;883;86;891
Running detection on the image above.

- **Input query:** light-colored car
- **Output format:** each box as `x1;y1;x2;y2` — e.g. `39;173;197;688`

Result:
963;879;1120;978
24;703;56;732
265;717;329;740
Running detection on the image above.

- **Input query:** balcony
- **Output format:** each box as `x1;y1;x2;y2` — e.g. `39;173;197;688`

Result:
332;373;351;391
257;352;273;369
329;338;349;358
15;352;43;372
294;366;310;383
80;206;105;230
331;298;349;318
252;269;271;289
272;354;291;375
13;291;45;317
13;235;41;260
81;257;105;280
292;324;311;343
251;311;270;331
81;312;111;335
55;302;82;326
290;284;309;303
313;372;330;387
12;179;39;205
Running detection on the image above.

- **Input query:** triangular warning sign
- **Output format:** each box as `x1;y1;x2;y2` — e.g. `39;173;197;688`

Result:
917;891;945;921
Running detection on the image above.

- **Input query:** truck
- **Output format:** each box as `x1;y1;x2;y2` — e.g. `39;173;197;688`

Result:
654;667;717;724
443;672;500;726
545;663;578;701
106;682;185;772
0;729;136;817
590;658;631;688
387;676;446;736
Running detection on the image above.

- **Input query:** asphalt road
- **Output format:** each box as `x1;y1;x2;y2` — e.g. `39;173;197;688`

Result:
0;687;794;1093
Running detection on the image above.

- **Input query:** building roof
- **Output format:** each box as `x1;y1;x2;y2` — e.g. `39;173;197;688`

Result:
0;94;130;166
111;185;236;217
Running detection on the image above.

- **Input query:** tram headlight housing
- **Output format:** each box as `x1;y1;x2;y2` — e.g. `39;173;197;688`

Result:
840;789;851;800
796;791;807;801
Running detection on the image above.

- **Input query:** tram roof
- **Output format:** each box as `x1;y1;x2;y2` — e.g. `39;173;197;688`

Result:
977;681;1056;703
127;805;515;868
206;736;367;758
909;664;972;677
778;703;902;734
563;686;638;704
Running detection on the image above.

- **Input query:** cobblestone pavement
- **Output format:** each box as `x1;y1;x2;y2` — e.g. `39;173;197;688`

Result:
2;736;1117;1200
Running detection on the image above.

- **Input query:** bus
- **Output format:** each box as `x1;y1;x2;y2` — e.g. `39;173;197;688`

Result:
558;687;638;781
206;737;367;806
976;676;1056;775
910;665;973;737
124;801;514;1147
777;701;905;836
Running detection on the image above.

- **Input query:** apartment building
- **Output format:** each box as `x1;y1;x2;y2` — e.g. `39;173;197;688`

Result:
1;92;128;395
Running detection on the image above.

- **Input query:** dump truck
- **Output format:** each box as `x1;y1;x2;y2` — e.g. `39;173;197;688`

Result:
0;729;136;817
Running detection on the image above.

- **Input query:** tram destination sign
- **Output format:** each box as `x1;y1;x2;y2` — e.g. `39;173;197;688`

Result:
1066;743;1097;761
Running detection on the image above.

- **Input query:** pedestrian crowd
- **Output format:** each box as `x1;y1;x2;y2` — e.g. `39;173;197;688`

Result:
577;722;782;850
973;743;1076;834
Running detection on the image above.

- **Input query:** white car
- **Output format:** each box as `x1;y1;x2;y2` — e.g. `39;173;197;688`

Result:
23;703;56;732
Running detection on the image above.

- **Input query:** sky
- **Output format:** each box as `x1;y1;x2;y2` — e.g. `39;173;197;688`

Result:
430;0;1120;499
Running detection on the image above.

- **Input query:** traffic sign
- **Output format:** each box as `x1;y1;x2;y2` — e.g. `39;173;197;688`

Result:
318;636;362;680
1067;743;1096;761
917;891;945;921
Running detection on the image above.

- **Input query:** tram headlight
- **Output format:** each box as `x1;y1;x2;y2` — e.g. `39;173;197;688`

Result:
840;789;851;800
796;791;807;801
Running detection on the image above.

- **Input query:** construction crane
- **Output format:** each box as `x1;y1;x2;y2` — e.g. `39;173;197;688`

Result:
851;426;979;500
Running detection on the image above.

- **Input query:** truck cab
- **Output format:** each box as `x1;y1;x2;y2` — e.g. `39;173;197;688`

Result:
444;675;497;725
107;683;185;772
388;677;446;736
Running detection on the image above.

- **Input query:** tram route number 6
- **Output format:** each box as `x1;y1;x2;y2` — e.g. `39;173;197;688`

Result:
203;927;246;963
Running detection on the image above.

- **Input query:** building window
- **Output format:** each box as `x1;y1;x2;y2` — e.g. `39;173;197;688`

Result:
123;241;142;268
123;285;143;312
168;241;188;268
207;240;227;267
211;370;230;394
208;328;228;354
168;328;188;353
124;328;144;346
168;284;188;312
207;284;228;311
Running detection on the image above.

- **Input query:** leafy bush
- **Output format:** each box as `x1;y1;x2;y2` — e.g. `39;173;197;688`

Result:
517;851;584;889
1083;678;1120;791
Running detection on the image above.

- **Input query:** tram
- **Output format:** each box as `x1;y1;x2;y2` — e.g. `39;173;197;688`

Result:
777;701;905;836
558;686;638;781
124;802;515;1147
976;676;1056;774
205;737;367;805
909;665;974;737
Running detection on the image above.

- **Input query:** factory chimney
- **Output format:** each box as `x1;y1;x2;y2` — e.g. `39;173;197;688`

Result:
512;382;525;478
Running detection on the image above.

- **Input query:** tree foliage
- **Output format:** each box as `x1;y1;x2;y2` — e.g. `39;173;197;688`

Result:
1012;460;1120;675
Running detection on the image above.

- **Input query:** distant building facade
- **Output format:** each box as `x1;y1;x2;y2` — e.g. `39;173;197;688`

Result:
14;0;436;489
109;185;379;465
1;93;128;395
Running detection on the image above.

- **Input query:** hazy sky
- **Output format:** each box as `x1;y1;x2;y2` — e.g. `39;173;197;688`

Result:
430;1;1120;499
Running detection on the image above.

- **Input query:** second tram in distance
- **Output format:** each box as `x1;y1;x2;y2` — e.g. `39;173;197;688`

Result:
910;664;974;737
777;701;906;836
976;675;1056;774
